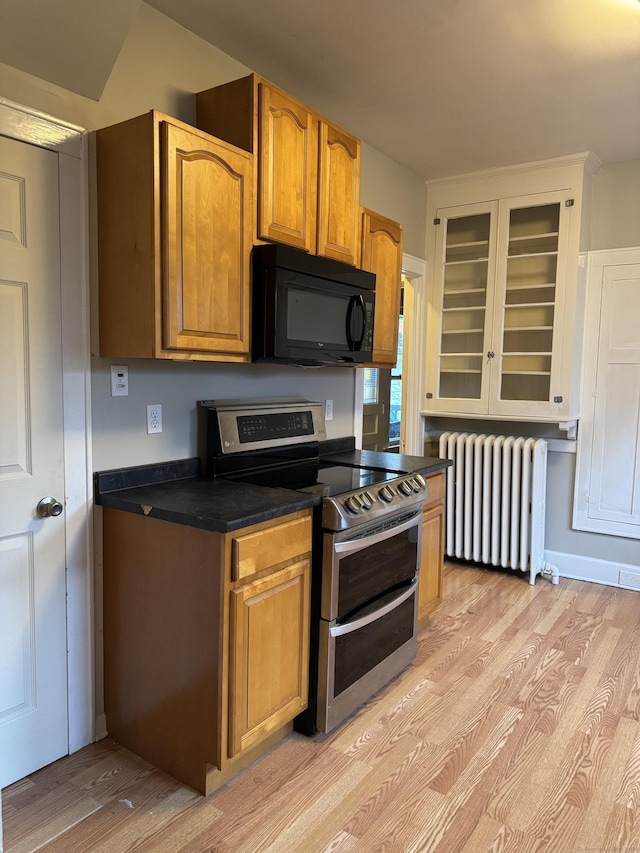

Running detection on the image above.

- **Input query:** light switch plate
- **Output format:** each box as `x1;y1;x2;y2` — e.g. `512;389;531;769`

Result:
110;365;128;396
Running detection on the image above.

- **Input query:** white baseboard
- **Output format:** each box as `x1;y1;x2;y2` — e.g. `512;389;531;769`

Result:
94;713;108;742
545;549;640;589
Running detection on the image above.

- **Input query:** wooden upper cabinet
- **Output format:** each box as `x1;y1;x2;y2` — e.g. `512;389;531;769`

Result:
197;74;361;265
360;208;404;366
259;83;317;252
97;111;252;362
317;120;361;265
163;122;252;356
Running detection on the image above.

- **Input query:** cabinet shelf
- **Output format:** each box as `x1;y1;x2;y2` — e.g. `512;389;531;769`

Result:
509;231;559;243
501;370;551;376
502;350;552;357
440;369;482;374
504;325;553;332
447;238;490;249
441;328;484;335
444;257;489;267
506;282;556;291
443;287;487;296
503;301;555;310
442;305;485;313
507;250;558;261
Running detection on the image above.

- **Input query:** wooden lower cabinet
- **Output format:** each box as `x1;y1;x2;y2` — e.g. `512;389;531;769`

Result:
102;507;312;795
228;558;310;757
418;472;446;626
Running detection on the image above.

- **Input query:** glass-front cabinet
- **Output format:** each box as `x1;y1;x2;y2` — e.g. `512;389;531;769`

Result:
426;190;573;419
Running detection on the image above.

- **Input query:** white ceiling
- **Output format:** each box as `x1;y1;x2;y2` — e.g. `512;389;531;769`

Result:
4;0;639;179
0;0;142;102
146;0;640;178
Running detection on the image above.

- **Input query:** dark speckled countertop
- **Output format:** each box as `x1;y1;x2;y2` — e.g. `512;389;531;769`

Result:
94;458;320;533
94;444;450;534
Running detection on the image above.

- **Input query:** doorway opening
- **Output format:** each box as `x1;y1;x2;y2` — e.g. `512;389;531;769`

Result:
362;288;404;451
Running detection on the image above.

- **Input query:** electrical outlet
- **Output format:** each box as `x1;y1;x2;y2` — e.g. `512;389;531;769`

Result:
110;365;128;397
619;570;640;591
146;404;162;434
325;399;334;421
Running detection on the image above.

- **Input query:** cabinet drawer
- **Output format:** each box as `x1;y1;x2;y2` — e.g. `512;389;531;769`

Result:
232;515;312;581
425;471;446;505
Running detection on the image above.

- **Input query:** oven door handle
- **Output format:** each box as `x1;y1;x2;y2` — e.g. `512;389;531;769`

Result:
330;579;417;637
333;509;421;555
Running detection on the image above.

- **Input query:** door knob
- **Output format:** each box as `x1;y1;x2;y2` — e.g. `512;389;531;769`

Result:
37;497;63;518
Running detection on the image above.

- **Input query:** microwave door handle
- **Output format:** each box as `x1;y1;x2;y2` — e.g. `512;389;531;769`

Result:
346;295;366;352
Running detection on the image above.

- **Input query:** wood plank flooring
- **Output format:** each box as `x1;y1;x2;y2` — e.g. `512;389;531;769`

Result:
5;561;640;852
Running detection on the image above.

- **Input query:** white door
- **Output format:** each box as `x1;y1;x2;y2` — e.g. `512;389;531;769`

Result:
588;263;640;528
0;134;68;786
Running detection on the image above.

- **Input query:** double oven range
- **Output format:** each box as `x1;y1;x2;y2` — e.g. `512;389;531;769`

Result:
200;398;430;735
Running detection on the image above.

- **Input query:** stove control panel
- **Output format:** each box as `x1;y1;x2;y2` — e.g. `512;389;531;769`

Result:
323;473;429;531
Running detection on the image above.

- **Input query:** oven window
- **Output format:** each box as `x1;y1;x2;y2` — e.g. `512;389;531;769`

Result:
334;593;415;697
336;523;418;619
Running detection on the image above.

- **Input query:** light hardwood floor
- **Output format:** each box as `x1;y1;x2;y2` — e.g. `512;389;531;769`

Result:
5;561;640;852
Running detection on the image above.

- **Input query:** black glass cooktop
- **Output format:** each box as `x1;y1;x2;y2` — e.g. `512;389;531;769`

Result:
223;461;400;498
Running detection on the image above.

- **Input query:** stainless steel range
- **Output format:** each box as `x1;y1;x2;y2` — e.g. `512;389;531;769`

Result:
199;398;430;734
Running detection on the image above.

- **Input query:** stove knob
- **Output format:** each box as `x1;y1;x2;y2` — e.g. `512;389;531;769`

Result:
398;480;413;496
409;478;422;492
379;485;394;503
414;473;427;489
360;491;374;509
345;495;362;514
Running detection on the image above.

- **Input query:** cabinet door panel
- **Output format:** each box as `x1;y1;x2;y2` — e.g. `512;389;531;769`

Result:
229;558;310;757
317;121;361;265
259;84;317;252
162;123;252;355
419;497;444;626
361;208;403;366
426;202;498;413
588;265;640;527
490;191;571;417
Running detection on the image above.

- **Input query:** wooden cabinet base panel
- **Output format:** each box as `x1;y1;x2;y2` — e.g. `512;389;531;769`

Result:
203;722;293;796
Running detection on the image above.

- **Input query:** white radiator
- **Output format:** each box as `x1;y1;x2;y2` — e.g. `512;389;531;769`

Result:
438;432;559;585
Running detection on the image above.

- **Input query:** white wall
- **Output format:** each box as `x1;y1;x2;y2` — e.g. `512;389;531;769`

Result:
543;159;640;568
360;143;427;259
590;160;640;251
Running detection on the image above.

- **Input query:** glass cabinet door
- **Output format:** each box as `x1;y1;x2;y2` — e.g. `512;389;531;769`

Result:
490;191;571;415
429;202;498;413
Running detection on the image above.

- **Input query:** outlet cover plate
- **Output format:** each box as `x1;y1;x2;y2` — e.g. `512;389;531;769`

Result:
146;404;162;434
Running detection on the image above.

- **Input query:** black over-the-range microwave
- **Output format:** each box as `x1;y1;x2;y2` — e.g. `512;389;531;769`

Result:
251;244;376;367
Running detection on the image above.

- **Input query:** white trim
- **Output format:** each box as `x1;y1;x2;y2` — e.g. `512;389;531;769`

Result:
426;151;601;190
545;550;640;588
95;713;108;743
0;103;93;756
353;370;364;449
0;97;83;157
400;253;427;455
